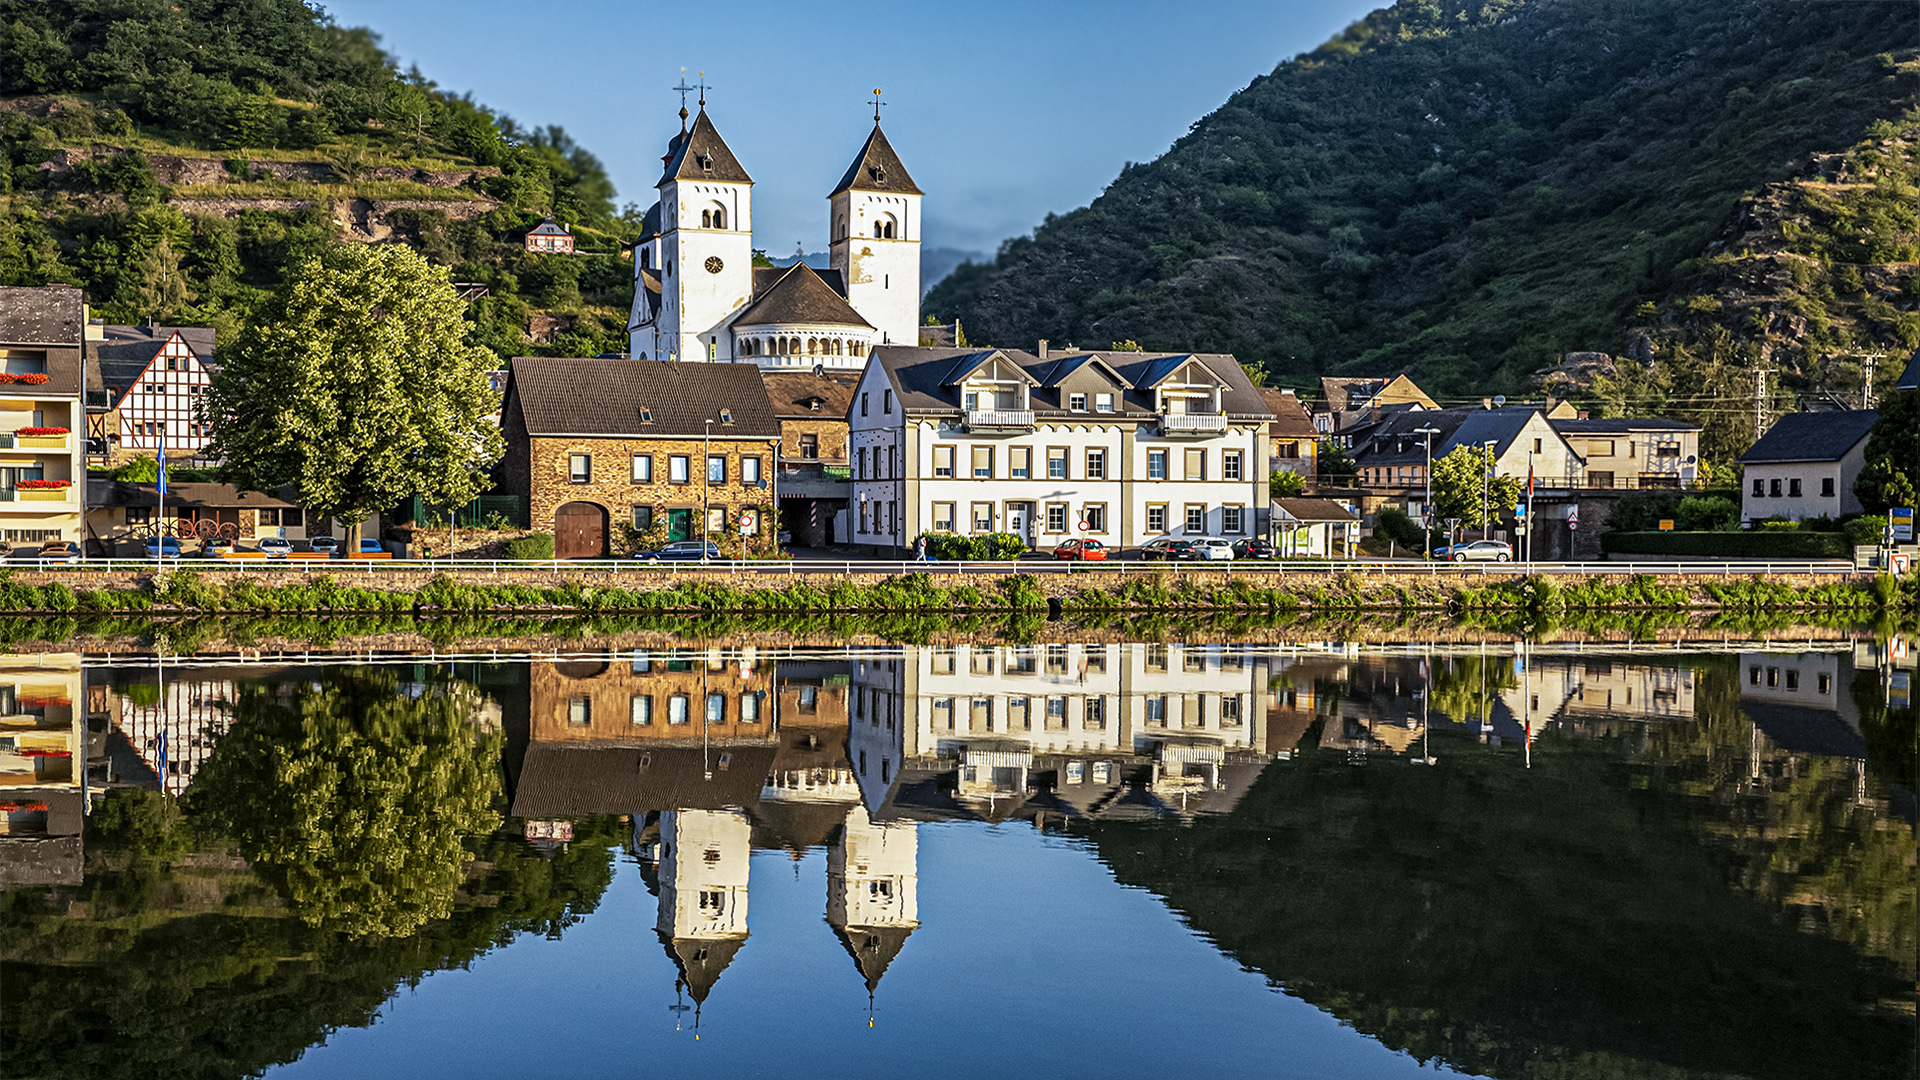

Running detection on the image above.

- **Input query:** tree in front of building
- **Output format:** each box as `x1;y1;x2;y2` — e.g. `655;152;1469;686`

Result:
1430;444;1523;530
203;243;503;544
1854;388;1918;513
1270;469;1307;497
1316;440;1358;486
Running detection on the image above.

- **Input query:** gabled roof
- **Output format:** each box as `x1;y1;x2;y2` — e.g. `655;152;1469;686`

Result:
830;123;922;196
1259;388;1317;438
760;370;859;419
865;346;1272;420
509;743;779;818
754;264;846;298
95;325;216;405
1122;353;1219;390
832;924;914;994
0;285;83;346
1440;407;1550;459
938;349;1035;388
1897;349;1917;392
1316;373;1437;415
527;218;570;237
660;109;752;186
1738;410;1878;464
732;264;871;330
1033;353;1134;389
506;358;778;438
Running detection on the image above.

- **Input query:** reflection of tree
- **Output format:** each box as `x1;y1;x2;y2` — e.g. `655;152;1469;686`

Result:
188;671;504;937
1424;651;1517;726
1;789;623;1080
1075;661;1915;1080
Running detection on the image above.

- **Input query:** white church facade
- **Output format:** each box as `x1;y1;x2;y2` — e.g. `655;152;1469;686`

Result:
628;98;923;369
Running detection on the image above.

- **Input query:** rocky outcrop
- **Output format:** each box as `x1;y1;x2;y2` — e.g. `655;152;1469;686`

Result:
37;147;500;189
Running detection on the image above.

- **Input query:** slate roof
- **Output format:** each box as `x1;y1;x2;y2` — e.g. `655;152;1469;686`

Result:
865;346;1272;420
1440;407;1546;458
640;201;661;237
1348;407;1471;466
732;264;871;329
760;370;859;418
95;325;216;406
527;218;570;237
660;109;752;186
89;480;297;510
753;265;847;298
1317;376;1385;414
1738;410;1878;464
660;931;746;1005
832;924;914;994
1897;348;1917;392
1272;497;1358;522
509;743;779;818
1551;416;1699;434
1259;389;1318;438
506;358;779;438
830;123;922;196
0;285;84;345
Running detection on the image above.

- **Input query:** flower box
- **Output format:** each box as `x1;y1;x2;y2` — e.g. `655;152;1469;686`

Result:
17;488;71;502
15;480;72;490
0;373;50;386
15;427;68;437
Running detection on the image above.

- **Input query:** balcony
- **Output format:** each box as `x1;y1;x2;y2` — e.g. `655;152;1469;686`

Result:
0;432;70;452
1160;412;1228;436
778;462;852;499
964;409;1035;433
2;485;74;504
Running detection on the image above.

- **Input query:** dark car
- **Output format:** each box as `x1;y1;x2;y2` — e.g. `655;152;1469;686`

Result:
633;540;723;561
1053;538;1109;561
1140;538;1200;561
1231;537;1277;559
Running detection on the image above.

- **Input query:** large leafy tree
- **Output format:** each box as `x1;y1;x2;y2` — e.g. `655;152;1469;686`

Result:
1430;445;1524;530
203;243;503;538
188;670;503;938
1854;387;1918;513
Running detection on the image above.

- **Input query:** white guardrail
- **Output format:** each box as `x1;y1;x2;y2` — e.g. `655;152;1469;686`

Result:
6;556;1867;577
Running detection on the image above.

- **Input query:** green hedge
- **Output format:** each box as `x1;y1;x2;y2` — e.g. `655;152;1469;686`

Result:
1600;530;1851;559
502;532;555;560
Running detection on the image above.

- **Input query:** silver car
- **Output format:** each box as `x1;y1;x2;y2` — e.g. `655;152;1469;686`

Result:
1436;539;1513;562
1190;537;1235;561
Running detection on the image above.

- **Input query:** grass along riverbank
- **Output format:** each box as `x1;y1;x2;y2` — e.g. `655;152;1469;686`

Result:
0;567;1911;620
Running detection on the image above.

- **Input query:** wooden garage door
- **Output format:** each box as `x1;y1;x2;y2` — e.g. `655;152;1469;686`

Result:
554;502;607;559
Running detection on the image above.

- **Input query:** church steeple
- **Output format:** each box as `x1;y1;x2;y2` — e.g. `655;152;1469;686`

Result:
829;103;922;348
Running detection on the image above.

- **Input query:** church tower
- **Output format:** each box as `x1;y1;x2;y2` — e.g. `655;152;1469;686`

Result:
827;804;918;1011
829;110;922;348
651;99;754;362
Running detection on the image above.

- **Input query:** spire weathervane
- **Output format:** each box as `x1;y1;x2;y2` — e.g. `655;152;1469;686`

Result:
697;71;709;110
869;88;886;124
673;68;694;130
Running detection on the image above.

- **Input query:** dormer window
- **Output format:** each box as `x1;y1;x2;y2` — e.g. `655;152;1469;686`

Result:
639;407;653;423
719;409;734;424
697;154;714;171
1069;393;1087;411
1096;393;1114;412
807;397;822;411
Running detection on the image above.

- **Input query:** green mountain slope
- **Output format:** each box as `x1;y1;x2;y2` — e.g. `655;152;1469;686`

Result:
926;0;1918;405
0;0;635;359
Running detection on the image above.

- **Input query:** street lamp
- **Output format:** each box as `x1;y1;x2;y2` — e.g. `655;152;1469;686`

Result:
1414;426;1439;559
1481;440;1497;541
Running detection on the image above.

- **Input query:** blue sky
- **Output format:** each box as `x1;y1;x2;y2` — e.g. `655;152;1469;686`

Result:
318;0;1382;257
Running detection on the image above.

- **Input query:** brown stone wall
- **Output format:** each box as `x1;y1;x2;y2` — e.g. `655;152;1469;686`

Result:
529;655;776;743
527;434;781;549
779;418;849;463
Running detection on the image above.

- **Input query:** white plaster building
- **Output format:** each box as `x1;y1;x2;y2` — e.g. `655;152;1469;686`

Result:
827;804;918;1003
628;100;919;369
848;346;1274;554
652;808;753;1009
1737;410;1878;527
95;325;216;459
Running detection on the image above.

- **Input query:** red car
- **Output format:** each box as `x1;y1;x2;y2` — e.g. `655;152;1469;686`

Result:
1053;539;1109;561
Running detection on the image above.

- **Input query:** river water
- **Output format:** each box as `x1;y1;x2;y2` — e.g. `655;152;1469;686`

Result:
1;639;1913;1079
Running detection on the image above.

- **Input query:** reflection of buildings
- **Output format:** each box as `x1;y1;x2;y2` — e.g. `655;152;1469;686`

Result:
1737;651;1867;760
827;804;917;1007
651;809;753;1015
849;644;1281;822
114;670;239;796
0;654;84;887
1504;657;1698;743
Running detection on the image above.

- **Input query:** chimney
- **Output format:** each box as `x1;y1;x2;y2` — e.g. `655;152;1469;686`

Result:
1482;397;1492;410
1036;339;1049;360
1577;409;1589;420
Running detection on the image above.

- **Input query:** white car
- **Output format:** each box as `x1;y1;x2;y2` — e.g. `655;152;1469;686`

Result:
257;537;292;558
307;536;340;554
1435;539;1513;562
1190;537;1235;561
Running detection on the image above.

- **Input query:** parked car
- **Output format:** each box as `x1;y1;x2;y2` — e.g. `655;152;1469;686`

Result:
633;540;722;561
144;536;184;559
1433;539;1513;562
356;538;386;555
199;537;233;558
1190;537;1236;561
36;540;80;563
1053;538;1109;561
1231;537;1277;559
1140;538;1199;561
307;536;340;554
257;537;292;558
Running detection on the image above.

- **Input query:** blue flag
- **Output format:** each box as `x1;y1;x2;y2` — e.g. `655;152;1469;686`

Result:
157;431;167;498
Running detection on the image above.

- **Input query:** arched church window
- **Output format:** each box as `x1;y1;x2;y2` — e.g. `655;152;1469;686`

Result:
701;210;713;228
713;206;727;230
884;221;895;239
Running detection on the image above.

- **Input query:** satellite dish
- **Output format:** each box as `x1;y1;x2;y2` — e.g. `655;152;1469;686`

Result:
1492;395;1507;407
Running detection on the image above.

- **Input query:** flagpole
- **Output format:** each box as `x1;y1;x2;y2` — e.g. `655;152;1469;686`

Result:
156;430;165;573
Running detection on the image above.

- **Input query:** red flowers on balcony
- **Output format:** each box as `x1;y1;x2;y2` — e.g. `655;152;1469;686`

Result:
15;427;68;436
0;373;50;385
15;479;72;489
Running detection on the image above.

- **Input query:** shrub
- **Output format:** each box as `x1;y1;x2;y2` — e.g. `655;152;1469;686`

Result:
1844;515;1888;546
502;532;555;560
1674;495;1738;532
1600;530;1851;558
1373;506;1425;550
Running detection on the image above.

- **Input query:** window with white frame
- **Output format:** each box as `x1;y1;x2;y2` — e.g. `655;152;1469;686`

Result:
1185;504;1206;533
1147;450;1167;480
632;454;653;483
1146;505;1167;533
1095;393;1114;413
1010;447;1031;479
972;446;993;478
569;454;591;483
630;695;653;725
1223;451;1242;481
1069;393;1087;411
1086;449;1106;480
670;455;690;483
567;697;591;725
972;502;993;532
1222;506;1244;533
1046;504;1068;532
1047;448;1068;480
742;456;762;485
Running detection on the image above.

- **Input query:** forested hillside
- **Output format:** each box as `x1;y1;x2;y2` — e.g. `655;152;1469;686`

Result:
927;0;1918;413
0;0;636;358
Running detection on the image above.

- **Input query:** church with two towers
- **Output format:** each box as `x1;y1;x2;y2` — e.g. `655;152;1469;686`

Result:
627;95;923;369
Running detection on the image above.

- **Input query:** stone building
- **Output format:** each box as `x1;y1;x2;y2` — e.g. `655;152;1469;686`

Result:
498;357;781;557
763;368;857;547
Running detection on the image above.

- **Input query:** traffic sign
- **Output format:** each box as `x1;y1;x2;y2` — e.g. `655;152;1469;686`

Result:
1892;507;1914;542
1567;508;1579;532
1421;512;1434;530
1444;518;1460;531
1658;519;1675;531
1076;520;1090;531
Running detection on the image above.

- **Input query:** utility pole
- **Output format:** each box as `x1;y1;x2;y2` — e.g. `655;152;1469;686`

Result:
1863;351;1879;411
1754;366;1769;440
1415;426;1439;558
